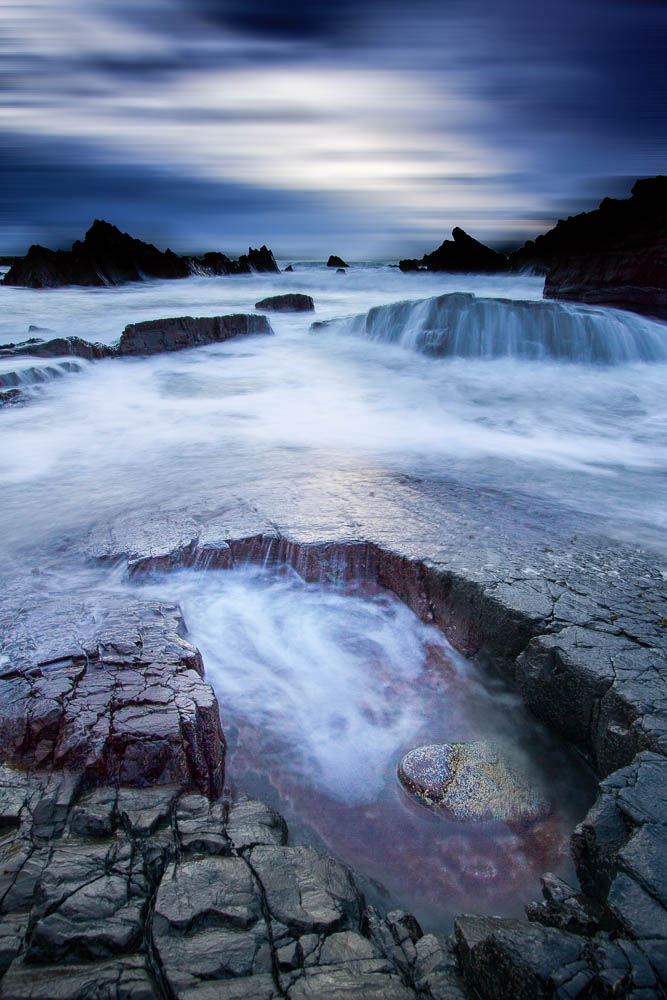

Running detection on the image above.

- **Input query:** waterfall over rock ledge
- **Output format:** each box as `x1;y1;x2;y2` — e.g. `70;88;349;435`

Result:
319;292;667;364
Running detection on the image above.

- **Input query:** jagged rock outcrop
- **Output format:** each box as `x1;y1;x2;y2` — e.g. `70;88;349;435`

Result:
2;222;280;288
327;255;348;268
2;221;190;288
117;314;273;355
240;245;280;273
513;176;667;320
255;294;314;312
399;228;509;273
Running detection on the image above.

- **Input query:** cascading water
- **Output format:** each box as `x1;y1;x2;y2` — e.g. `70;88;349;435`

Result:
323;291;667;363
0;265;664;934
123;561;596;931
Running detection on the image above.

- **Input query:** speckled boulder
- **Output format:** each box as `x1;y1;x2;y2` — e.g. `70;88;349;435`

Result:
397;742;551;825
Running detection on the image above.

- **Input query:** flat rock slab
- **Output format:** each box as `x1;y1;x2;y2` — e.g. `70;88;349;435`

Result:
0;597;225;796
255;294;314;312
398;742;552;825
117;314;273;355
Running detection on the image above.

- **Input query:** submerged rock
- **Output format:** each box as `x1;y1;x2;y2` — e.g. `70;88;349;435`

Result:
117;313;273;355
327;255;348;268
399;228;509;274
255;294;314;312
397;742;551;825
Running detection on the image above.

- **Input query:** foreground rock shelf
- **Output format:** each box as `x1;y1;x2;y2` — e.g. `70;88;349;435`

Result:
1;515;665;998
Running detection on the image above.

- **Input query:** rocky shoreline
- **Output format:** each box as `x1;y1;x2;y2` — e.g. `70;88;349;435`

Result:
0;509;664;998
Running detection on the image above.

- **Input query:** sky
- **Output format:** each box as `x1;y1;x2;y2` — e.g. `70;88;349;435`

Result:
0;0;665;257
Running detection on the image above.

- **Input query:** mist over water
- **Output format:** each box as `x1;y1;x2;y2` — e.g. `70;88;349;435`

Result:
1;264;663;926
1;266;666;555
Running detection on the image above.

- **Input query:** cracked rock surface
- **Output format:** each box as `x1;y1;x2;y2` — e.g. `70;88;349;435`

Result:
0;771;464;1000
0;461;665;997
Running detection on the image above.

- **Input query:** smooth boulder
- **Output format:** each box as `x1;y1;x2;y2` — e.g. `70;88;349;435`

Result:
254;294;314;312
398;742;551;825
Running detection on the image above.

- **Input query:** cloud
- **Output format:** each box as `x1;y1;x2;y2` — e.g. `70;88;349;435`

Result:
0;0;664;253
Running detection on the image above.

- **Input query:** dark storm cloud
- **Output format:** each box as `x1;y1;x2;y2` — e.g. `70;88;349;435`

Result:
0;0;664;254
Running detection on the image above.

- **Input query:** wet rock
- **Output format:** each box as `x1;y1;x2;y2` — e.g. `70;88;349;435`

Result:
0;601;225;797
525;873;604;936
455;914;584;1000
0;388;22;407
284;265;294;272
336;268;346;274
226;796;287;852
286;963;413;999
152;856;269;994
254;294;314;312
0;336;113;360
26;838;150;963
398;741;551;824
249;846;362;935
1;954;158;1000
413;933;467;1000
399;228;509;274
117;314;273;355
327;255;348;268
174;793;229;855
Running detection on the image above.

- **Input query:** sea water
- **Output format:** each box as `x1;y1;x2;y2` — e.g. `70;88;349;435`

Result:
1;263;665;928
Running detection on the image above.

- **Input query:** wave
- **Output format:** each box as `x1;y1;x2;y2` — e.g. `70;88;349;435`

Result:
319;292;667;363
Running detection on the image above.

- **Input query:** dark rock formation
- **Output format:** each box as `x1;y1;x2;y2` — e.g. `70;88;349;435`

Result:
3;222;280;288
3;220;190;288
239;245;280;273
513;176;667;320
284;265;294;272
398;742;551;825
0;598;224;796
0;336;114;361
1;517;665;997
399;228;510;273
185;251;238;276
327;255;348;268
118;314;273;355
255;294;314;312
0;765;465;998
336;268;346;275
